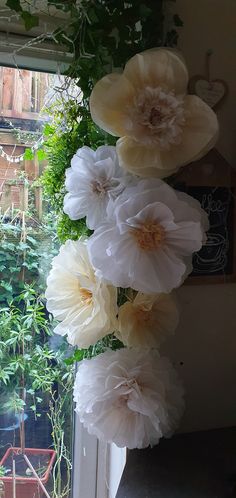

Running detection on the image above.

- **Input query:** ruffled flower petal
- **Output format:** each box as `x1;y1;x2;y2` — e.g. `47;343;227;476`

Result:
123;48;189;94
116;292;179;347
73;348;185;449
89;48;219;179
90;73;135;136
88;179;208;293
63;145;132;229
116;136;179;178
45;239;117;348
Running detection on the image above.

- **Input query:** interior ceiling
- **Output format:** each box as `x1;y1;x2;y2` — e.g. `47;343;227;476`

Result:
0;0;74;70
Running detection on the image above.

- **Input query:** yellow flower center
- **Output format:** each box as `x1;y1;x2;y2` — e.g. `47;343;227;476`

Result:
91;180;107;195
131;221;165;251
80;287;93;304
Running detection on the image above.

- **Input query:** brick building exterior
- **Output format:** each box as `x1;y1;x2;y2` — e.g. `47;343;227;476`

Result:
0;67;49;213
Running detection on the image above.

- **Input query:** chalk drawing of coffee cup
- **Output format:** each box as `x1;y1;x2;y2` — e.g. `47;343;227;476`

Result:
193;232;229;274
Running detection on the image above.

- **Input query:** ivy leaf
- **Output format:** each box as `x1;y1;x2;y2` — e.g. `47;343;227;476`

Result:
6;0;22;12
21;11;39;31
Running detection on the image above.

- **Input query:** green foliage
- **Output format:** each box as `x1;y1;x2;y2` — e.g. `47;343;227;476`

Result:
6;0;22;13
65;334;124;365
41;100;115;241
8;1;181;241
0;206;73;494
0;465;7;477
23;148;34;160
6;0;39;30
66;0;165;98
0;285;73;417
7;1;180;83
0;216;59;303
21;10;39;30
57;215;92;244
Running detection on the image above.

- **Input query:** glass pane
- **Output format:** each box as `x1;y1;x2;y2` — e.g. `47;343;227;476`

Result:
0;66;74;498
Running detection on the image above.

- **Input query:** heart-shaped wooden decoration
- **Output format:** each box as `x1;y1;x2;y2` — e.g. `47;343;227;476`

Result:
189;76;228;109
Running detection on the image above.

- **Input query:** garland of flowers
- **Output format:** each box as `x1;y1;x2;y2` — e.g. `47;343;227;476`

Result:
45;48;218;449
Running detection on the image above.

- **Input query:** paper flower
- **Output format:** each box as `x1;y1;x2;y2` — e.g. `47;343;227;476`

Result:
90;48;218;178
116;292;179;348
88;178;209;293
74;348;185;449
63;145;131;229
45;239;117;348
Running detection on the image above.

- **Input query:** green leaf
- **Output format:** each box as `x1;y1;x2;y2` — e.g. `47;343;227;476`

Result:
21;11;39;31
37;149;47;161
23;148;34;160
6;0;22;12
0;282;12;292
26;236;38;245
64;349;85;365
43;123;53;137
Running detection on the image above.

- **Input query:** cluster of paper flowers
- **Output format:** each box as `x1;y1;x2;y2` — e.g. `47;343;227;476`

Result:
46;48;218;449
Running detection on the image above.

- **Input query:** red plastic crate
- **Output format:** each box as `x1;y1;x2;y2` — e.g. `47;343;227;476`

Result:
0;447;56;498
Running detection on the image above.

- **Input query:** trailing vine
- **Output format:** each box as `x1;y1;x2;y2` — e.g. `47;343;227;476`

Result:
5;1;182;240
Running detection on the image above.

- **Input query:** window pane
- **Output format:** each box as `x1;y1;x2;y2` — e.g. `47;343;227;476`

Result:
0;66;74;497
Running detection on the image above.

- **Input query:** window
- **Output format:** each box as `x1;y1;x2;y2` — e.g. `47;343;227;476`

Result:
0;64;126;498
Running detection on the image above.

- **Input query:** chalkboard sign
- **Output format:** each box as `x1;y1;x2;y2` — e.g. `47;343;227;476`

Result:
188;186;234;277
174;149;236;284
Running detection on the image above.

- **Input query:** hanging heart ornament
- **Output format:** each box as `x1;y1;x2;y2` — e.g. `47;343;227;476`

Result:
189;76;228;109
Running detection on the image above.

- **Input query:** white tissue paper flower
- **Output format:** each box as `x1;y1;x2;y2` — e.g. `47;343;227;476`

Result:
45;239;117;348
116;292;179;347
88;178;209;293
63;145;132;229
73;348;185;449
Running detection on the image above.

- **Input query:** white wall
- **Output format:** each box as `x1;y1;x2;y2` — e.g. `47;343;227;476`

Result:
162;0;236;433
162;284;236;432
176;0;236;165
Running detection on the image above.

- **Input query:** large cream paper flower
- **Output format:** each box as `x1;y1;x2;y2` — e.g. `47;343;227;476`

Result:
88;178;209;294
90;48;218;178
116;292;179;348
74;348;184;449
45;239;117;348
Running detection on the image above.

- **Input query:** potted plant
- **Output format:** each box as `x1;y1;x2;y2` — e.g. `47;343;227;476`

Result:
0;447;56;498
0;211;73;498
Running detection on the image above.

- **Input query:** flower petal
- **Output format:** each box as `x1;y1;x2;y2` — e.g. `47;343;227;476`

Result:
163;94;219;167
117;94;218;178
74;348;185;449
90;73;135;136
45;239;117;347
116;136;178;178
123;48;189;95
